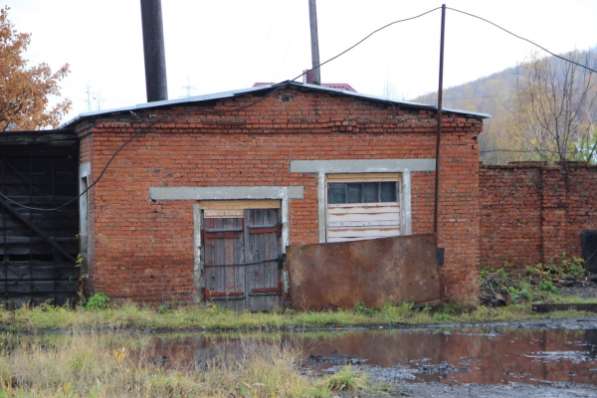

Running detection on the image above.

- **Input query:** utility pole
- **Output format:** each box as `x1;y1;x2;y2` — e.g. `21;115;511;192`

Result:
182;76;196;97
433;4;446;242
308;0;321;84
85;84;93;112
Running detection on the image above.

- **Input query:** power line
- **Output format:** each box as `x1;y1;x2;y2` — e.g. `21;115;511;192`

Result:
2;5;595;212
1;7;443;213
289;6;442;82
447;7;597;74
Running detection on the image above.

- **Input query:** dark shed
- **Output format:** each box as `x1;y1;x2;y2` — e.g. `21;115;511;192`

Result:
0;130;79;305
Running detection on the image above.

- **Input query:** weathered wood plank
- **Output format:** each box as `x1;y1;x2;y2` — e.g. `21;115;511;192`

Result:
327;201;400;242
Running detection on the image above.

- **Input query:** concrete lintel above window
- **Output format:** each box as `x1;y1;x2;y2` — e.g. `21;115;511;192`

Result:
290;159;436;174
149;186;304;201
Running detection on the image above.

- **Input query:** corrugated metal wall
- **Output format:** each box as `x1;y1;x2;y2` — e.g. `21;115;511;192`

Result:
0;132;79;306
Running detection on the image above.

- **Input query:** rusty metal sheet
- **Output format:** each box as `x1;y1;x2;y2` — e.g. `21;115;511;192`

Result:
286;234;441;310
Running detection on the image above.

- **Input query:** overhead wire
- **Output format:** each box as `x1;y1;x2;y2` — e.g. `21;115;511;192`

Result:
1;6;442;213
447;6;597;74
289;7;442;82
2;5;595;212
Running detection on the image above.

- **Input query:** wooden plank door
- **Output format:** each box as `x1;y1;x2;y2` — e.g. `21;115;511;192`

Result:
244;208;282;311
202;208;282;311
202;217;245;311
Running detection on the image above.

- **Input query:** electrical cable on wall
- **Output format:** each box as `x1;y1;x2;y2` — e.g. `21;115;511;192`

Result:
0;128;144;212
0;6;442;212
1;5;595;212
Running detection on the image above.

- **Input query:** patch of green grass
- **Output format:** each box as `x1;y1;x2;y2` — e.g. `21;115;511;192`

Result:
325;365;368;392
3;255;596;334
481;256;597;307
1;298;595;334
83;293;110;310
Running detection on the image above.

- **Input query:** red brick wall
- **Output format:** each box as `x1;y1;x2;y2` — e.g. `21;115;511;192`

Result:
79;87;482;303
480;164;597;269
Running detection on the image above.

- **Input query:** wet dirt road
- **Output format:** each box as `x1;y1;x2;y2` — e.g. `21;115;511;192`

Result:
141;318;597;397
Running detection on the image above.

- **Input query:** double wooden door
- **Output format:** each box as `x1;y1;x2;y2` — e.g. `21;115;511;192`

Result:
201;208;282;311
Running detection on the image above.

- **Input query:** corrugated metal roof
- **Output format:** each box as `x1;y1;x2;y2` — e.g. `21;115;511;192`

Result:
62;80;490;127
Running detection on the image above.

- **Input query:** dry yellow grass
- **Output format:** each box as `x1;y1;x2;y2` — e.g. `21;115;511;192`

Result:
0;332;368;398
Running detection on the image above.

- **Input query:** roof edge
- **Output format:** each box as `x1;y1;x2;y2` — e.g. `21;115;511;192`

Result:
61;81;490;128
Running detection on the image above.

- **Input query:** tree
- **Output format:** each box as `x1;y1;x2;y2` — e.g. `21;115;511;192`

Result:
0;6;70;131
515;51;597;163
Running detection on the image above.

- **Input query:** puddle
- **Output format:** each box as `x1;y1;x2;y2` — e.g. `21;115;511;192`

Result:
139;327;597;386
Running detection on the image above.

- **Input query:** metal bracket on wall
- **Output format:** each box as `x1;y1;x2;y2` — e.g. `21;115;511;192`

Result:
436;247;445;266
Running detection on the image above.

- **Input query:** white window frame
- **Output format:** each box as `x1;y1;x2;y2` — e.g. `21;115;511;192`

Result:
291;159;434;243
79;162;91;258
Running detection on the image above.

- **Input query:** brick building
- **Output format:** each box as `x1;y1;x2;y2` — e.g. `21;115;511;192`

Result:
65;81;487;305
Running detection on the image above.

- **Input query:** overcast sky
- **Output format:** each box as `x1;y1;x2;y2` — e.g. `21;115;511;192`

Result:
4;0;597;120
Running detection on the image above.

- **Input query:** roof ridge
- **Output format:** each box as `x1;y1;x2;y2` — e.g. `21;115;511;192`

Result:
61;81;490;127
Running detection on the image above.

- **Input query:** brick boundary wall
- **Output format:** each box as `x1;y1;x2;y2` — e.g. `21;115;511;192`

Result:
480;163;597;269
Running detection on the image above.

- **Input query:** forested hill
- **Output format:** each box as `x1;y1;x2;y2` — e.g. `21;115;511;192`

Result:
414;47;596;164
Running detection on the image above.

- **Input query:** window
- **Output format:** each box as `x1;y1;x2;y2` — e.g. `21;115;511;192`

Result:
327;181;398;204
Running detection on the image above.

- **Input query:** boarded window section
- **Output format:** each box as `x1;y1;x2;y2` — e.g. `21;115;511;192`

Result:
326;175;400;242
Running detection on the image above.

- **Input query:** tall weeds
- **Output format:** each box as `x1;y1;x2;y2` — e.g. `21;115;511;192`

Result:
0;332;344;397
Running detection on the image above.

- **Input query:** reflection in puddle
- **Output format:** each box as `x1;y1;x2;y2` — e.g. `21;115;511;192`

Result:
140;328;597;386
525;351;594;363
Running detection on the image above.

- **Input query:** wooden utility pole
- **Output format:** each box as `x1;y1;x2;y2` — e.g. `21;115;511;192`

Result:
433;4;446;240
308;0;321;84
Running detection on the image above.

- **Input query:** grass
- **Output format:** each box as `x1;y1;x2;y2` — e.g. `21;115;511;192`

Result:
480;256;595;306
0;332;372;397
325;366;368;392
1;257;594;333
0;299;595;334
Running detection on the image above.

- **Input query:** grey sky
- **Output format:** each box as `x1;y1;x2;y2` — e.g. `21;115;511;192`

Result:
4;0;597;120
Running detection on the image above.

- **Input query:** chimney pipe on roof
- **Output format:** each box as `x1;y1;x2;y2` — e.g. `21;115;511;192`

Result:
308;0;321;85
140;0;168;102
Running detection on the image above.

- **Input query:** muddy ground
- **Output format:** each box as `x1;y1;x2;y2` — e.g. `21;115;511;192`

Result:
388;382;597;398
302;317;597;398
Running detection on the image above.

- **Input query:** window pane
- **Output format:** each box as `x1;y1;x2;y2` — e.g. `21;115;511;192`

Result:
346;183;362;203
380;182;397;202
362;182;379;203
328;183;346;204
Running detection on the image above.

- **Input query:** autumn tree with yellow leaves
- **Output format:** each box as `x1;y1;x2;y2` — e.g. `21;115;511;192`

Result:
0;6;70;131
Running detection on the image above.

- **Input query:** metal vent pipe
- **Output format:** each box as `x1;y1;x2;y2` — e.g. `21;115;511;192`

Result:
140;0;168;102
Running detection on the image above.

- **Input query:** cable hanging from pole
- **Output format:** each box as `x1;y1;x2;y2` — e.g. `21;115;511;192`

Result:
2;5;594;212
447;6;597;74
1;6;443;213
290;6;442;82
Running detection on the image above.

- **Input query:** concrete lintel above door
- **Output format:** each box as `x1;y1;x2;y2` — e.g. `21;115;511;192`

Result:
150;186;304;201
